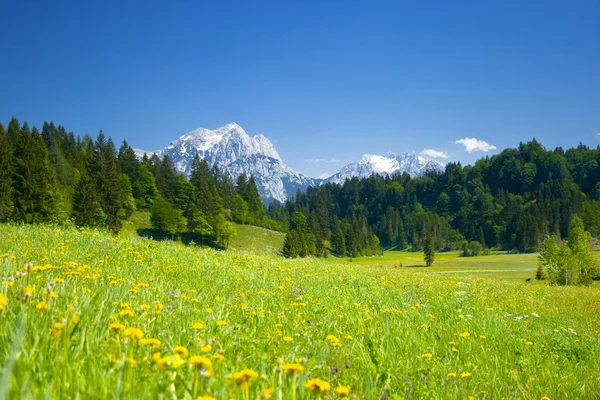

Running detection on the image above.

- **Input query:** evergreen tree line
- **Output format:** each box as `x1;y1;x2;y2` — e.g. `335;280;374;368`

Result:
0;118;281;246
272;139;600;258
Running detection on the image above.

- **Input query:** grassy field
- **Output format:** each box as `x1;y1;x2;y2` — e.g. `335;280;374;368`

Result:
336;251;540;281
120;211;285;256
1;224;600;399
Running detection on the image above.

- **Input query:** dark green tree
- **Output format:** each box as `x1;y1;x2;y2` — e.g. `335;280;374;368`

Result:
424;232;435;266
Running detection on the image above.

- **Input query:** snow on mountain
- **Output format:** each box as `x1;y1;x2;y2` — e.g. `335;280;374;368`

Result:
135;123;317;204
324;153;445;184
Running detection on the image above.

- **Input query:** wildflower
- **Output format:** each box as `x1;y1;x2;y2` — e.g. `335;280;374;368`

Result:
141;338;161;347
216;320;227;327
173;346;189;358
480;335;486;339
461;372;472;378
24;285;34;296
422;353;433;359
210;354;225;361
109;323;125;333
196;396;217;400
72;315;81;323
124;327;144;341
0;293;8;310
119;309;134;317
200;343;212;353
125;357;137;366
459;332;471;338
230;369;259;389
335;386;351;396
283;336;293;342
304;378;331;392
189;355;212;369
193;322;205;329
541;397;551;400
448;341;456;346
282;363;304;374
261;388;274;398
448;372;457;377
36;300;48;310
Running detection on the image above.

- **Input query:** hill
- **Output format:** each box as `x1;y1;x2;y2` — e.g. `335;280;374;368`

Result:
121;211;284;255
1;223;599;398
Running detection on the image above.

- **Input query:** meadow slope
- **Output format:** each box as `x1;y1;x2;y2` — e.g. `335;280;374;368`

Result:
0;224;599;399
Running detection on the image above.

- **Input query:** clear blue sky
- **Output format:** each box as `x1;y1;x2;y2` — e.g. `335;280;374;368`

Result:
1;0;599;178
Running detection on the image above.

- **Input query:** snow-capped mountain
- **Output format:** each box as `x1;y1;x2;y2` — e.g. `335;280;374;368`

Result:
324;153;445;184
135;123;317;203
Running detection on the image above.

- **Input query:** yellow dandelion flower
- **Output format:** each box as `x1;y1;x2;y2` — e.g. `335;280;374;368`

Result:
230;368;259;389
448;341;456;345
283;336;293;342
36;299;48;310
119;309;134;317
109;323;125;333
189;355;212;369
282;363;304;374
124;327;144;341
0;293;8;310
304;378;331;392
448;372;457;378
196;396;217;400
173;346;189;358
72;315;81;323
459;332;471;338
216;320;227;327
201;343;212;353
125;357;137;366
480;335;486;339
193;322;205;329
335;386;351;397
461;372;472;378
210;354;225;361
141;338;161;347
260;388;274;399
541;397;551;400
422;353;433;359
24;285;34;295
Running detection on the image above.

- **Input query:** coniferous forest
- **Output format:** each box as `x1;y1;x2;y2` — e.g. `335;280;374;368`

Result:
271;140;600;258
2;117;600;259
0;118;276;246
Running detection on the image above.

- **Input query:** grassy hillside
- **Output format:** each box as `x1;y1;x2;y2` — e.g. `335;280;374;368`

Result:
120;211;285;256
1;224;599;398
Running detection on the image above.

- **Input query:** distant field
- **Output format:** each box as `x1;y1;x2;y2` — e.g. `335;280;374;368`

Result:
1;223;599;399
336;251;539;281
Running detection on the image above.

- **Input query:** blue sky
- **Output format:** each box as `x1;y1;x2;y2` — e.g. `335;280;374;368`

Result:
1;0;599;178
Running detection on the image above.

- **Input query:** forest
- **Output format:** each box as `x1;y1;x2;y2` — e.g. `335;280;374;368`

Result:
0;118;278;247
271;140;600;258
2;117;600;259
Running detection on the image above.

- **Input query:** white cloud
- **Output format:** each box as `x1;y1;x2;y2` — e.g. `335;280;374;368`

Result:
421;149;448;159
304;157;340;163
454;137;497;153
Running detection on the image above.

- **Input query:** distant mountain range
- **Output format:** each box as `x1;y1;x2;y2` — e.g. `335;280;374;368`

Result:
135;123;445;203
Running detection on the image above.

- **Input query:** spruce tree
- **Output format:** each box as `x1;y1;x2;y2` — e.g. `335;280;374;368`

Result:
93;134;123;233
71;172;106;227
424;232;435;266
11;123;56;223
0;123;13;220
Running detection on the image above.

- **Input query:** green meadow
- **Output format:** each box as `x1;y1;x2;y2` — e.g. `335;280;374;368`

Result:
1;223;599;399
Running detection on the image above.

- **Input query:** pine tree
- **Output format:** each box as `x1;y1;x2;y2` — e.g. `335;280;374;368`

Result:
424;232;435;266
0;123;13;220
